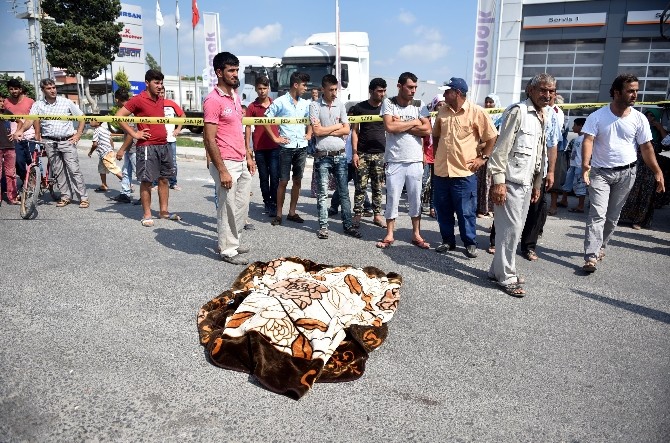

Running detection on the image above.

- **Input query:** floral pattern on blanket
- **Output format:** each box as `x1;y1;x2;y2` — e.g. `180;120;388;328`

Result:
197;257;402;399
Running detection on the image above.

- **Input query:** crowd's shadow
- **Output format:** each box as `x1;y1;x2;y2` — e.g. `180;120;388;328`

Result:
571;288;670;325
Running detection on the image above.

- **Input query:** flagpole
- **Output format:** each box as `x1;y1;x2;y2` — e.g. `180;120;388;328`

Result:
176;0;182;107
193;26;197;110
158;1;163;67
335;0;341;92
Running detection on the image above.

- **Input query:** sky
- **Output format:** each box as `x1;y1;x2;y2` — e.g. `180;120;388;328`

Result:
0;0;477;87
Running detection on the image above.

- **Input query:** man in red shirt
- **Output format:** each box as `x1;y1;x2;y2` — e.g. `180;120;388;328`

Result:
3;78;35;189
116;69;178;227
245;76;280;217
204;52;256;265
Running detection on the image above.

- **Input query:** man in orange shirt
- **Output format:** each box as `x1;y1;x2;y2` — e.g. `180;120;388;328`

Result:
431;78;497;258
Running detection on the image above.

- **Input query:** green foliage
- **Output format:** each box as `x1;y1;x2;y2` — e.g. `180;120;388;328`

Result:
41;0;123;79
114;68;131;92
182;76;203;81
146;53;161;72
0;74;36;99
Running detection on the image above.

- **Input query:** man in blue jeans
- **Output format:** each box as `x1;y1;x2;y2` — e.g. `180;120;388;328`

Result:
310;74;360;239
245;76;280;217
431;77;497;258
112;89;136;204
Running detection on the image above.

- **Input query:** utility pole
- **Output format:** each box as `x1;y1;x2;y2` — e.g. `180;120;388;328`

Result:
13;0;51;96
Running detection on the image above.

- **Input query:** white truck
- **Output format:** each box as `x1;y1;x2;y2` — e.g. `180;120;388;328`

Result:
278;32;370;108
279;32;443;108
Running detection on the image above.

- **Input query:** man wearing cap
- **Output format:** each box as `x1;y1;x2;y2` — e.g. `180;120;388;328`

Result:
431;77;497;258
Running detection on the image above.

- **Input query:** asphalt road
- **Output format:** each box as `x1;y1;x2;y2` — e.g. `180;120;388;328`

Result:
1;145;668;442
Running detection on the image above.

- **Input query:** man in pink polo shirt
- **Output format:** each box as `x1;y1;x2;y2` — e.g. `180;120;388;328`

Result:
116;69;178;227
203;52;256;265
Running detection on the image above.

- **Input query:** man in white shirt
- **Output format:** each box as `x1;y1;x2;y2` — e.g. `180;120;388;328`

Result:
581;74;665;272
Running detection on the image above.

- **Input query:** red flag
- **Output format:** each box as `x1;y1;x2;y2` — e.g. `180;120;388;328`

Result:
192;0;200;28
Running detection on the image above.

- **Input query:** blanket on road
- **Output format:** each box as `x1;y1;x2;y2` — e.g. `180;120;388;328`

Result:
197;257;402;399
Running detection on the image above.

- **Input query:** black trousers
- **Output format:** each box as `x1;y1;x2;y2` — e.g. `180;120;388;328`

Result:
488;179;547;252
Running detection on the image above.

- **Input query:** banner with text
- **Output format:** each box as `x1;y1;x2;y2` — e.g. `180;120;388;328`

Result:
203;12;221;93
113;3;146;94
471;0;497;106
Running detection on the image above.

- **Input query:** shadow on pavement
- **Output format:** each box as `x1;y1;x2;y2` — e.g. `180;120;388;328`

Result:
153;227;217;258
571;288;670;325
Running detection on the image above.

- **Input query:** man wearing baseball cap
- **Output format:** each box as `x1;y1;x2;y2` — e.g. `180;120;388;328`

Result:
432;77;498;258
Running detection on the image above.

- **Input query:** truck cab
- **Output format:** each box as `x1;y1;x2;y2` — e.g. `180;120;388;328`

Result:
278;32;369;108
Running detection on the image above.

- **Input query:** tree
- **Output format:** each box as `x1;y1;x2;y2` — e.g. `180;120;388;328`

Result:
0;75;36;100
114;68;131;93
146;53;161;72
41;0;123;113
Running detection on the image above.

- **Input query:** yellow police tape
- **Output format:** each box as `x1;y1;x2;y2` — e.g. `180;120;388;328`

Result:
2;100;669;126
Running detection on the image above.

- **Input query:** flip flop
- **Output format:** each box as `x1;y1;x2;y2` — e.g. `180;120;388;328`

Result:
94;187;108;193
160;213;182;221
376;239;394;249
411;239;430;249
568;208;584;213
582;260;597;273
500;282;526;297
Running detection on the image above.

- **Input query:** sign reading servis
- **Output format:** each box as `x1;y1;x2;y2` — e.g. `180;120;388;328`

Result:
523;12;607;29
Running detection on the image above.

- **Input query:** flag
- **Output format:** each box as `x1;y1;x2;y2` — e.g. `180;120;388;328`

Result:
175;0;180;30
192;0;200;28
155;0;164;27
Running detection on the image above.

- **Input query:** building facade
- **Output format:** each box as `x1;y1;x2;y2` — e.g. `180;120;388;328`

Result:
471;0;669;111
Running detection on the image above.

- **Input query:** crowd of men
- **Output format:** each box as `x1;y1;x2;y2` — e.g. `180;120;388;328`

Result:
2;53;666;296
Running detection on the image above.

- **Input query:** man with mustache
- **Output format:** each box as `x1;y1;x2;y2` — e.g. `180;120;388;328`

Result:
487;73;552;297
580;74;665;273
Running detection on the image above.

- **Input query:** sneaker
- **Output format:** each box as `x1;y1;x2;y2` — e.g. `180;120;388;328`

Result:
343;226;362;238
114;194;132;203
221;254;249;265
327;207;338;216
317;228;329;239
435;243;456;254
465;245;478;258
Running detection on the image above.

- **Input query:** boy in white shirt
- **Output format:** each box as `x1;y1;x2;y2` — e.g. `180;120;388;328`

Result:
558;117;587;212
88;120;122;191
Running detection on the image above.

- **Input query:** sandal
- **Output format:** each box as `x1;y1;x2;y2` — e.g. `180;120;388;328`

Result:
487;245;496;254
489;275;525;285
79;200;90;208
56;198;71;207
372;218;387;228
94;187;108;193
582;260;597;273
271;216;282;226
141;218;154;227
317;228;329;239
411;239;430;249
597;248;605;261
286;213;304;223
376;239;394;249
159;212;181;221
524;249;538;261
500;282;526;297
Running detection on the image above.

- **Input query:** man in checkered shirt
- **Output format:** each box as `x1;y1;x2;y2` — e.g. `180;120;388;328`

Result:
12;78;89;208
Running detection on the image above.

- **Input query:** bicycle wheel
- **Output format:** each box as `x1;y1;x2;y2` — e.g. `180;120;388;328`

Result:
20;166;40;219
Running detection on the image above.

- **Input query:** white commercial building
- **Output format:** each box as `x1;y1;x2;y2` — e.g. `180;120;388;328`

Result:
471;0;669;112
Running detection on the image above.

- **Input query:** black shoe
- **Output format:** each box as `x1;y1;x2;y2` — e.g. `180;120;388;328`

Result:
328;207;338;216
113;194;132;203
286;213;304;223
343;226;362;238
221;254;249;265
435;243;456;254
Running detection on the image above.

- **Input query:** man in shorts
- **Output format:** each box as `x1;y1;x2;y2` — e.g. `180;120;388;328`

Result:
115;69;178;226
264;71;312;226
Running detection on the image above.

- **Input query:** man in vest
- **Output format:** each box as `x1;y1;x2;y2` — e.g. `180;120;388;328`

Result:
487;73;553;297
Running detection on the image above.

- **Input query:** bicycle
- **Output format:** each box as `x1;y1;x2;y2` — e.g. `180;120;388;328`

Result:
20;140;60;219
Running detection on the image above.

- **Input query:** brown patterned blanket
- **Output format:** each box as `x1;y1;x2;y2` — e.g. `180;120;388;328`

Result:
197;257;402;399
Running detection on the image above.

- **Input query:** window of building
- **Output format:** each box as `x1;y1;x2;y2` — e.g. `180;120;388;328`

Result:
186;90;193;100
619;38;670;102
165;90;175;100
521;39;605;113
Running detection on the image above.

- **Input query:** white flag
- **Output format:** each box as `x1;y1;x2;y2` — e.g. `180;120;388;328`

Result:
175;1;180;29
155;0;164;27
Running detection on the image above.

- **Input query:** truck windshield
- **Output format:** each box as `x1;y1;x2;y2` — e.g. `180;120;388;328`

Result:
278;63;331;90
